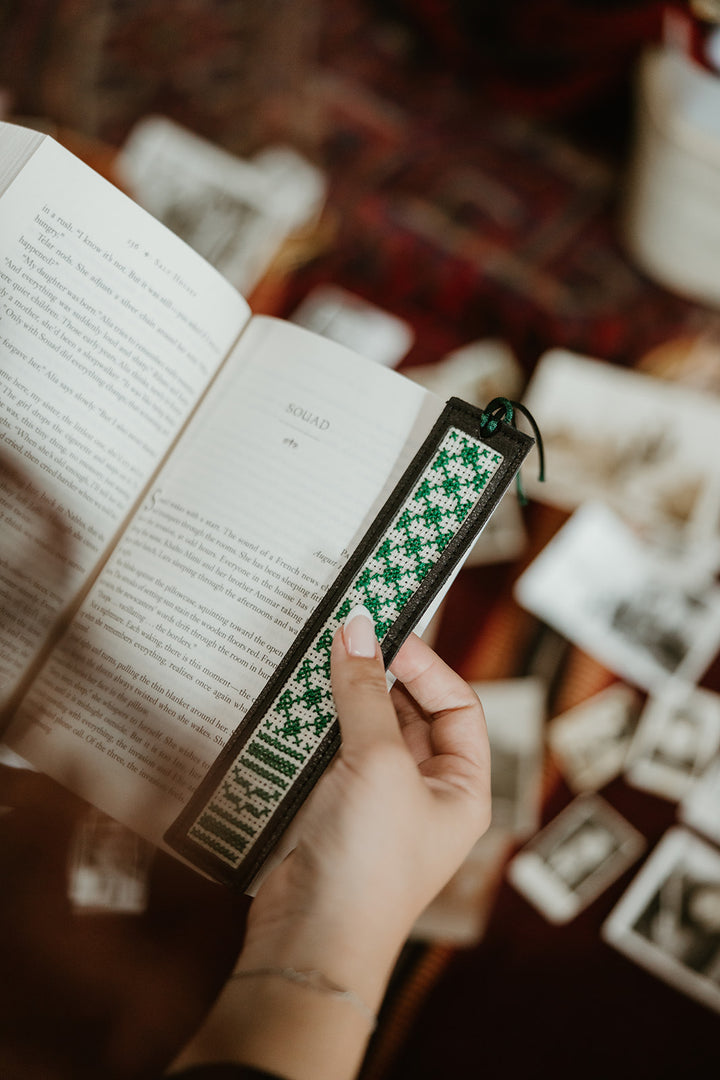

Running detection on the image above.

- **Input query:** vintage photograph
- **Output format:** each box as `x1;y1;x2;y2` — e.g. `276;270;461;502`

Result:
117;115;325;293
603;829;720;1014
290;284;414;368
67;808;154;915
406;338;524;410
681;759;720;847
515;502;720;693
5;7;720;1077
625;685;720;802
474;677;546;838
507;793;645;924
548;683;643;793
411;831;514;946
521;348;720;549
464;491;527;566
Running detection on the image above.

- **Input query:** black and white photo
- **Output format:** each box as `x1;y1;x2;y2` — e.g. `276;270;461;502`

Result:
117;115;325;293
508;793;645;923
68;807;154;914
515;502;720;693
625;685;720;802
412;831;513;946
521;348;720;548
603;829;720;1014
290;284;413;369
548;683;642;793
473;677;546;838
680;758;720;846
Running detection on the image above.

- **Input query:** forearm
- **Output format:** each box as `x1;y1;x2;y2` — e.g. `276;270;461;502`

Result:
167;920;399;1080
169;626;489;1079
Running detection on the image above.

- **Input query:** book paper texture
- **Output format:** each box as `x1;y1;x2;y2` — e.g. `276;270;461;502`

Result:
0;122;533;885
0;131;250;707
4;317;442;852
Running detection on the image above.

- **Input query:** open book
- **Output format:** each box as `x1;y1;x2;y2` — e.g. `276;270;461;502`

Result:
0;122;532;887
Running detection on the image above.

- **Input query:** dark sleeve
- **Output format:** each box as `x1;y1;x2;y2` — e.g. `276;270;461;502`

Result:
172;1067;285;1080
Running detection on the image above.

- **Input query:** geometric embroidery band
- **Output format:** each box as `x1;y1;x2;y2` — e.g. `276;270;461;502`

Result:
166;401;534;888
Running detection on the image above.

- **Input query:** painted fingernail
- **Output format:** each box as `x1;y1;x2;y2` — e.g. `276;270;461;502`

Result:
343;605;377;658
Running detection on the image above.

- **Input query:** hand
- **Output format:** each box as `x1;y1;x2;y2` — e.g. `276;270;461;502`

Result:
244;608;491;967
170;608;490;1078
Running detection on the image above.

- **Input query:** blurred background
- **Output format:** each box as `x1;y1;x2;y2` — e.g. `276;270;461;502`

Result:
2;1;720;1078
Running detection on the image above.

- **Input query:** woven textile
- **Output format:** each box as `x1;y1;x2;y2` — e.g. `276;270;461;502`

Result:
185;427;503;870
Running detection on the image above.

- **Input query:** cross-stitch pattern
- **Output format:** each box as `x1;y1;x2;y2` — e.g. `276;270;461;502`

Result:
185;427;504;869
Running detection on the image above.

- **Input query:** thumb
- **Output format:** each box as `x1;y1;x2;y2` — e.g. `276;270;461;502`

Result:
330;606;404;755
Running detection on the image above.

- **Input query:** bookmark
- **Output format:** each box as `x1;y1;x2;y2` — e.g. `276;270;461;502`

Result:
166;397;539;888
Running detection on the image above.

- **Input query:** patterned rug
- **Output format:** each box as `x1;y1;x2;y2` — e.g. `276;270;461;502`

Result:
2;2;719;1077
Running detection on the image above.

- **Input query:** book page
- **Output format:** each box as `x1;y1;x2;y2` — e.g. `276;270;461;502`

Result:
5;318;443;846
0;129;250;706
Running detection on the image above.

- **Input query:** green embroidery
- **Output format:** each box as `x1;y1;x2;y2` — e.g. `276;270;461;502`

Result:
256;731;307;763
210;802;258;837
191;827;239;863
246;742;298;779
243;757;289;789
187;428;503;868
221;780;272;819
196;812;249;854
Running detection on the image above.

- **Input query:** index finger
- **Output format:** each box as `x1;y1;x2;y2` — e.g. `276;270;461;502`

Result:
389;634;488;768
389;633;482;718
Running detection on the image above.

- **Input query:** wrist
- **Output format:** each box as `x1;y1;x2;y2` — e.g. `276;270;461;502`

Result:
171;930;387;1080
229;967;377;1029
237;909;402;1017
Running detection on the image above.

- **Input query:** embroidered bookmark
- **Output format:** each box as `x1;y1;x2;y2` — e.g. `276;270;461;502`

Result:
166;397;537;888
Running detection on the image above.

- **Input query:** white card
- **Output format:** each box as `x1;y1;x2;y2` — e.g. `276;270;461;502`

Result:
625;684;720;802
406;338;523;408
548;683;642;793
290;284;413;368
521;348;720;550
473;677;546;838
508;793;645;924
464;491;527;566
67;807;154;914
250;144;328;230
603;828;720;1014
411;830;513;945
117;115;326;293
515;502;720;693
680;758;720;846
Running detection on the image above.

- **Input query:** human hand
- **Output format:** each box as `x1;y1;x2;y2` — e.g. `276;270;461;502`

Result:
170;608;490;1078
240;605;491;994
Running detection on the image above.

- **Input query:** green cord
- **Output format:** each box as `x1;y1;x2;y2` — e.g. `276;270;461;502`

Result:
479;396;545;505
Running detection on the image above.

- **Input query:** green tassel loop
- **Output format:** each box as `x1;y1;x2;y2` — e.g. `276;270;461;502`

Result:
479;396;545;506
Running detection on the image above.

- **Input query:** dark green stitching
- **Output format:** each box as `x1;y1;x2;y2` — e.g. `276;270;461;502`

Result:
256;731;307;763
194;813;249;853
186;428;504;869
247;742;298;779
188;826;239;862
244;757;290;789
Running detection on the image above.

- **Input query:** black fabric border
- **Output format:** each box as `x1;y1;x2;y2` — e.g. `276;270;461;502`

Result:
165;397;534;888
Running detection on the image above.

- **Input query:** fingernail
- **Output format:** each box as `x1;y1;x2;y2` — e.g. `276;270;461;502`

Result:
343;605;377;658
